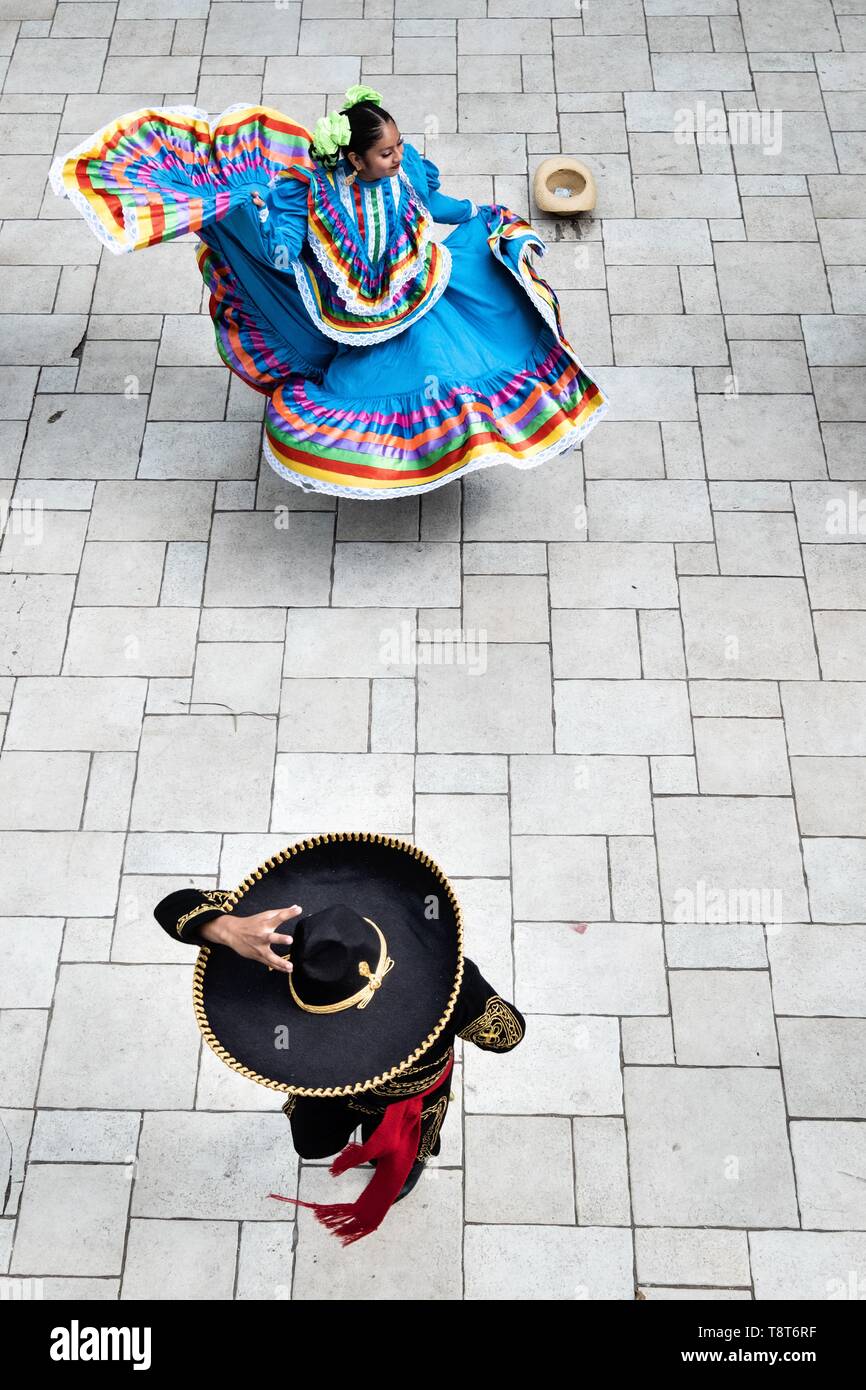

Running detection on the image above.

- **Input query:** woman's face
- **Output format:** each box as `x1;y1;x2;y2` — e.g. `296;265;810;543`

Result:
351;120;404;180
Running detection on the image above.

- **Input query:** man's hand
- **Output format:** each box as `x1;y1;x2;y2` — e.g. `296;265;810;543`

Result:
199;906;302;973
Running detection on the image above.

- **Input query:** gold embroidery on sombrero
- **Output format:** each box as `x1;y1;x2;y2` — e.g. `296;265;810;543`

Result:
458;996;524;1050
176;890;233;936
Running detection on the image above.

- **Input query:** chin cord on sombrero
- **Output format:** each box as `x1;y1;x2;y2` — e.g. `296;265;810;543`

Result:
288;917;394;1014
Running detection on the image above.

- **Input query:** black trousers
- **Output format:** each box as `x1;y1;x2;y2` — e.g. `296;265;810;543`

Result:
284;1068;452;1162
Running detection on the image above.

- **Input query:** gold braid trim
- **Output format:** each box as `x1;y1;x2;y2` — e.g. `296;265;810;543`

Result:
458;996;524;1050
176;890;233;937
191;832;465;1098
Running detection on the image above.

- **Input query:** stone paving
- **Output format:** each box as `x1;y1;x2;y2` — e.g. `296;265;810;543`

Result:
1;0;865;1302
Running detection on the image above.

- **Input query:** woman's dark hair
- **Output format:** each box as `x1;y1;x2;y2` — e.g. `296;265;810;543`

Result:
342;100;395;162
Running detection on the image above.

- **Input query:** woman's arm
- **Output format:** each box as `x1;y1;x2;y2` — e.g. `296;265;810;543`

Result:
251;173;309;269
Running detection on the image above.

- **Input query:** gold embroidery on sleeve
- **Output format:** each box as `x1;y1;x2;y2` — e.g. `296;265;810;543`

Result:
458;996;523;1050
176;890;232;937
281;1094;298;1119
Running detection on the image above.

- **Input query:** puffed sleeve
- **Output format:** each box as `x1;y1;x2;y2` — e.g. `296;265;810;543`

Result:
153;887;233;947
255;172;310;269
452;958;525;1052
403;142;477;225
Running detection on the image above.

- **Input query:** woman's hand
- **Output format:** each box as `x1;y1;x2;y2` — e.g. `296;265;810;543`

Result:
200;906;302;972
251;191;265;207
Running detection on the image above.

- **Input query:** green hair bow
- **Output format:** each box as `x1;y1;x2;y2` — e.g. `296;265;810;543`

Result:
342;85;383;109
310;110;352;162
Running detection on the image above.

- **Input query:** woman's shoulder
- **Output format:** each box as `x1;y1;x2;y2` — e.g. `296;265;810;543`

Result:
401;141;439;192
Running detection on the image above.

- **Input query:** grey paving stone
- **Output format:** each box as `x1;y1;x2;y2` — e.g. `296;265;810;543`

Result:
417;645;553;753
781;681;866;755
415;793;509;876
292;1165;462;1299
511;755;653;837
132;1112;296;1220
778;1019;866;1117
791;758;866;836
516;921;667;1015
121;1218;238;1301
625;1067;799;1226
466;1013;622;1116
680;576;818;678
694;718;791;794
551;609;641;679
4;676;145;751
465;1116;574;1224
63;607;199;677
555;679;693;754
802;838;866;924
0;1010;47;1107
278;677;369;752
697;394;828;480
813;612;866;678
769;924;866;1019
21;394;147;479
11;1164;130;1277
588;480;713;539
465;1223;633;1300
272;753;413;831
803;547;866;607
511;835;609;921
635;1228;750;1288
714;243;832;314
655;795;809;923
37;962;199;1108
204;512;333;606
550;542;678;608
670;970;779;1065
132;715;276;831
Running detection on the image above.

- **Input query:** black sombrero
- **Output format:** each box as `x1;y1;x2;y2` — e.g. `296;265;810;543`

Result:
193;833;464;1097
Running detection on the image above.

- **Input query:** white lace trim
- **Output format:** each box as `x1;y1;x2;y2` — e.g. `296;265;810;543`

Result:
48;102;290;256
302;165;439;316
497;233;612;410
261;395;610;500
290;239;453;347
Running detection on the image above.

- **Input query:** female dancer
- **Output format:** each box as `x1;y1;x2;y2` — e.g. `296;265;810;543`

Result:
51;86;607;499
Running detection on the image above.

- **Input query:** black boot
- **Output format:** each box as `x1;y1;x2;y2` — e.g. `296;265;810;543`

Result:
395;1159;426;1202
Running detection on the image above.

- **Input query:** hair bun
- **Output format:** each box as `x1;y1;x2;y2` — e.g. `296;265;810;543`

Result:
310;110;352;162
342;84;383;110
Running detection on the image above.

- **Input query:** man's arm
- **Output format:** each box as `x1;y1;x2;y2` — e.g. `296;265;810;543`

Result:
453;958;525;1052
153;887;236;947
153;889;301;971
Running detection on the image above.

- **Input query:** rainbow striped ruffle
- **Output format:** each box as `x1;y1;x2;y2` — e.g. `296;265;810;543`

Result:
263;337;606;498
49;104;315;254
288;161;449;343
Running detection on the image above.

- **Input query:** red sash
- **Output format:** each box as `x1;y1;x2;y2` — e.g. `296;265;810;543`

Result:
269;1052;454;1245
